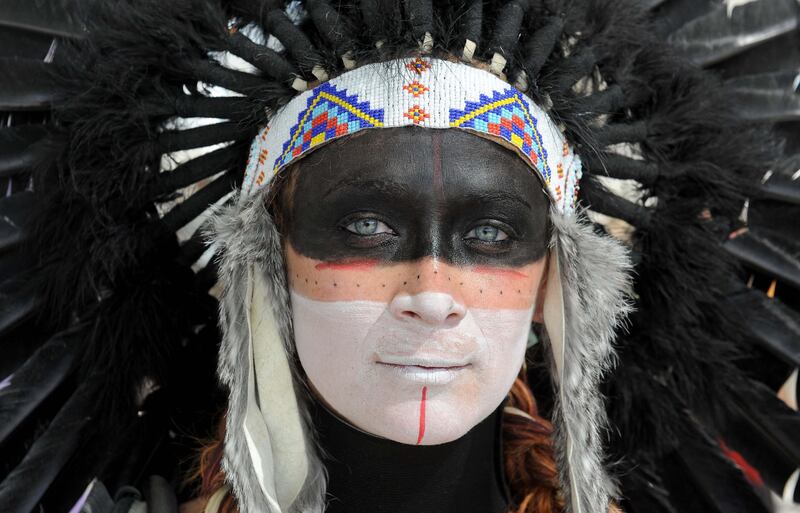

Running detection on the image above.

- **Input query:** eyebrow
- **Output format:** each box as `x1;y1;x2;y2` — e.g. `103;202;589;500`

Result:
322;177;413;200
466;191;535;211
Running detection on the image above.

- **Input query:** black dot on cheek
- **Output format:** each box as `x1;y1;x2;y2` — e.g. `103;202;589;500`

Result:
417;274;420;280
517;290;521;294
382;284;386;287
314;281;318;285
479;289;483;294
500;290;503;295
333;283;337;287
434;271;438;274
356;283;360;287
305;278;308;283
403;281;407;285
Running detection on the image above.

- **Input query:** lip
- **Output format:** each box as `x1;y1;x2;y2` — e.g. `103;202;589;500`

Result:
376;361;471;385
377;354;472;368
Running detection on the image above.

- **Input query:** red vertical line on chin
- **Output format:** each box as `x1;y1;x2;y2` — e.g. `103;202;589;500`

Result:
416;386;428;445
314;260;379;271
473;266;529;279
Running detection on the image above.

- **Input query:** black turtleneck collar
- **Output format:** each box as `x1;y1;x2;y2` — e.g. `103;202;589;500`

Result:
310;397;510;513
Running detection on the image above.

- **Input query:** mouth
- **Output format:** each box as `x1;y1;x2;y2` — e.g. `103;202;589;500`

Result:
376;359;471;385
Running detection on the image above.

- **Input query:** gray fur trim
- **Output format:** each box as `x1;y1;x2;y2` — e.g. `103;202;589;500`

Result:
208;190;327;513
549;206;634;513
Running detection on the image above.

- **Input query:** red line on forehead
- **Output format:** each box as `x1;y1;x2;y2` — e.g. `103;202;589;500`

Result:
314;260;380;271
432;131;444;202
473;266;529;279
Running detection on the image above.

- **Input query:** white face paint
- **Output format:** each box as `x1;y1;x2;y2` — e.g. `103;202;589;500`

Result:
290;289;534;445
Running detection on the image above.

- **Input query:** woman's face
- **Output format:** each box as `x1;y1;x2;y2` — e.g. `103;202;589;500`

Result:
283;127;550;445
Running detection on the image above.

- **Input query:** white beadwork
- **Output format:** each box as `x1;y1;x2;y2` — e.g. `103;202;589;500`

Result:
241;57;581;213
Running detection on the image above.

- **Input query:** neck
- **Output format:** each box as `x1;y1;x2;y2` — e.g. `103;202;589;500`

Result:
311;397;510;513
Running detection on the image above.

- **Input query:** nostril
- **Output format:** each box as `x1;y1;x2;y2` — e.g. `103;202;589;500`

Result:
389;292;466;325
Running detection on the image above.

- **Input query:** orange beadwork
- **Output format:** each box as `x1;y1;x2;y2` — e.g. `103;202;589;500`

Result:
406;57;432;74
403;81;429;97
404;105;430;124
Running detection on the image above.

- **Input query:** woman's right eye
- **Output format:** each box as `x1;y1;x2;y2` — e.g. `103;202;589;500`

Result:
344;218;394;236
464;224;510;243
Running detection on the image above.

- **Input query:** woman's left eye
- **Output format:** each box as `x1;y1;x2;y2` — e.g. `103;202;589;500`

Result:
465;224;510;242
345;218;394;236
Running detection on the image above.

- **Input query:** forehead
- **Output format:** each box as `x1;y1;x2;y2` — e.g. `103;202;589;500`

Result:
287;127;549;204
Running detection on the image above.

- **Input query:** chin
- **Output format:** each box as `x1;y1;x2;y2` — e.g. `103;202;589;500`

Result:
418;395;494;445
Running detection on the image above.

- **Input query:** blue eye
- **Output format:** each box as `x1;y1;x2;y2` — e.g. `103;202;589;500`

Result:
465;224;509;242
345;218;393;235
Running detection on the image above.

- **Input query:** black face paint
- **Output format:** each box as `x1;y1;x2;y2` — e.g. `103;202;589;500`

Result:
284;127;551;268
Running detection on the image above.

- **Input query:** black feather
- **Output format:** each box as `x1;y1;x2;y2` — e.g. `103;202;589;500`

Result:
306;0;357;58
0;191;34;255
0;125;48;178
157;121;254;154
226;30;298;84
0;27;56;60
667;0;800;67
728;289;800;367
487;0;530;59
519;16;563;81
161;169;240;231
0;332;77;445
580;176;654;228
584;152;660;185
266;9;327;77
726;70;800;123
402;0;433;43
0;381;96;513
668;432;771;513
458;0;483;48
0;58;58;110
724;231;800;290
0;0;85;39
152;144;245;197
721;383;800;492
0;279;36;340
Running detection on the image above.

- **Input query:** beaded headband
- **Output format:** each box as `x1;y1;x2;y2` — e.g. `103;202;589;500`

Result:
241;57;582;213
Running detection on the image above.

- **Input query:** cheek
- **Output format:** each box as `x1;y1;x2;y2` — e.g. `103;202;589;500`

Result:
468;307;532;388
290;290;382;386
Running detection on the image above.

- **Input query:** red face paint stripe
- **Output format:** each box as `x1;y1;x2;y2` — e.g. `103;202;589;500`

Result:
416;386;427;445
473;266;529;279
314;260;380;271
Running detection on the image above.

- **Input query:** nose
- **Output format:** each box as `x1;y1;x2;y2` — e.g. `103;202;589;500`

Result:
389;291;467;327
